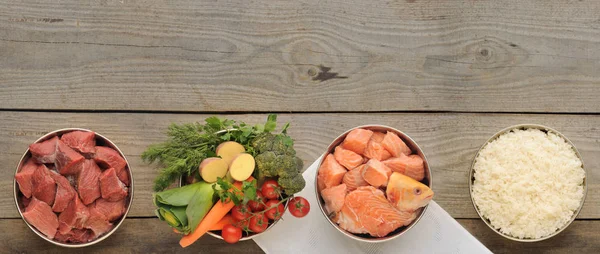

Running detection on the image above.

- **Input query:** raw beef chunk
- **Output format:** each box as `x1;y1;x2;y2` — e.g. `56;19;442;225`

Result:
29;136;58;163
94;146;129;185
61;131;96;154
32;165;57;206
55;140;85;175
100;168;128;202
77;160;102;205
50;172;77;213
23;198;59;239
15;159;38;198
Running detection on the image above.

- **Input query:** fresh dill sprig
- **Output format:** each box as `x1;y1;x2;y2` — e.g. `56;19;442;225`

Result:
142;114;282;192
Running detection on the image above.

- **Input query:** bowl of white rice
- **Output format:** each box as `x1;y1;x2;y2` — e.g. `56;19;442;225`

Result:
469;124;586;242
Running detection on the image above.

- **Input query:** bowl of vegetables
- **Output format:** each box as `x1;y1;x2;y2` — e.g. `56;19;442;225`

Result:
144;115;311;247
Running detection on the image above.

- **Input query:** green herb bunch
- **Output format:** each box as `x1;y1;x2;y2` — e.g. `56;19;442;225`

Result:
143;115;282;192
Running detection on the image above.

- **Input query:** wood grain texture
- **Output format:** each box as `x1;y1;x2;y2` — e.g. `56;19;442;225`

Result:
2;218;598;253
1;112;598;219
1;0;600;112
459;219;600;254
0;218;263;253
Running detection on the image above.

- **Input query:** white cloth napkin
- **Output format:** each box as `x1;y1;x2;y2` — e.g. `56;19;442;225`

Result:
253;157;492;254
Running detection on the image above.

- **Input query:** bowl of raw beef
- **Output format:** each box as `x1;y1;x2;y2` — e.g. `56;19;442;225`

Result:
315;125;433;243
13;128;133;247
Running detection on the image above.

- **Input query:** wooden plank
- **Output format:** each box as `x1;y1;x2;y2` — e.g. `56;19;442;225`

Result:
0;218;263;253
459;219;600;254
1;0;600;112
0;112;598;219
2;218;598;253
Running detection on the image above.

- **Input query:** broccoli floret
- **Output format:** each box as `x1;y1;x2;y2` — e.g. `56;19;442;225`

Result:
278;173;305;195
255;151;278;177
251;133;275;154
252;132;303;195
294;156;304;172
270;136;295;156
274;155;299;178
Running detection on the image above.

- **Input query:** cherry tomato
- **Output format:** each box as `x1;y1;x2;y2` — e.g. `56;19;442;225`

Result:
288;196;310;218
231;204;252;221
248;192;266;212
264;199;284;220
261;179;281;200
221;224;242;244
235;217;250;231
249;213;268;233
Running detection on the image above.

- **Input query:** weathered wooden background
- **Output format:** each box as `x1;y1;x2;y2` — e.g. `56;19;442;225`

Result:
1;0;599;253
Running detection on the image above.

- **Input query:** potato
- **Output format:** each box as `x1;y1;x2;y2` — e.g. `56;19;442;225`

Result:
216;141;246;165
199;157;229;183
229;153;255;181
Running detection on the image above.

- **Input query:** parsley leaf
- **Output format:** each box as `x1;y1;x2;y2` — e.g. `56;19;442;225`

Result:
264;114;277;132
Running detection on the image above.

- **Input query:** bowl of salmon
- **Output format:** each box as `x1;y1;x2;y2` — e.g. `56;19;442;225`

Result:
315;125;433;242
13;128;133;247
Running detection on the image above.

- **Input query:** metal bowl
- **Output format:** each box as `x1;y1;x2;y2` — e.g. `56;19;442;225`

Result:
178;128;289;241
469;124;587;242
14;128;134;248
205;198;289;241
314;125;432;243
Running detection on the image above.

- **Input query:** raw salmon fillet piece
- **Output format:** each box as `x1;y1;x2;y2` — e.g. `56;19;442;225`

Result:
343;165;369;191
317;154;348;192
341;128;373;156
383;154;425;181
371;132;386;143
321;184;347;214
334;186;416;237
361;159;392;188
381;132;411;157
364;138;392;161
333;146;363;170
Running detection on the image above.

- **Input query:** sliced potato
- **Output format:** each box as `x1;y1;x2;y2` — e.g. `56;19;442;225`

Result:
216;141;246;165
229;153;255;181
199;157;229;183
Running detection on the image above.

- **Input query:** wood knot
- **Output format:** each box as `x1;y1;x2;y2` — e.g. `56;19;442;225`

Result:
312;65;347;82
480;49;489;57
422;37;528;80
476;47;493;62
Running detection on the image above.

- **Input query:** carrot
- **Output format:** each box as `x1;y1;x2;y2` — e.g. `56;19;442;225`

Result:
208;214;235;231
179;176;255;248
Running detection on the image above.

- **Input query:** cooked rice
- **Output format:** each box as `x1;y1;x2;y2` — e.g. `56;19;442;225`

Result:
471;128;585;239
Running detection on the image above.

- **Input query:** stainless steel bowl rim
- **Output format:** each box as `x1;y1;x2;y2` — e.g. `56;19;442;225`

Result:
13;128;134;248
468;123;587;242
314;124;433;243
